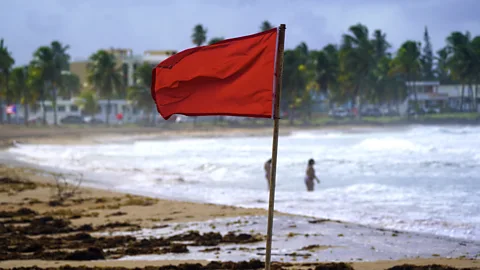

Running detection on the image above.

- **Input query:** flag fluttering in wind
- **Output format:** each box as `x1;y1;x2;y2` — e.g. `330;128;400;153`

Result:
151;25;286;270
151;28;278;120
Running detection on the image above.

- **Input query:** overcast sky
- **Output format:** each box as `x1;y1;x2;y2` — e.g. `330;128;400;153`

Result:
1;0;479;65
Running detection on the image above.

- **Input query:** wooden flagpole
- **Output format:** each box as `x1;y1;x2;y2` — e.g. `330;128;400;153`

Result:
265;24;286;270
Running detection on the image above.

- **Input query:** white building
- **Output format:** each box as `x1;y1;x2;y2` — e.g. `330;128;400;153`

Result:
2;98;151;125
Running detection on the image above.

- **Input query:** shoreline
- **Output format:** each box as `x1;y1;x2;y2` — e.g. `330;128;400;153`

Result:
0;122;467;148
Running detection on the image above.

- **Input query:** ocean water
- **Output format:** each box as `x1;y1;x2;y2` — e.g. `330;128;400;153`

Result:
7;125;480;241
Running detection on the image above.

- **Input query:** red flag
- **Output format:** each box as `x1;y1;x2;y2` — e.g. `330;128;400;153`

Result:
151;28;278;120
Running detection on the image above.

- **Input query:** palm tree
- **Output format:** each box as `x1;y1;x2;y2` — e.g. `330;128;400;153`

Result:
260;21;274;32
9;67;29;125
61;72;81;99
87;50;123;125
208;37;225;45
435;48;452;84
391;41;422;111
339;24;376;118
50;41;71;125
446;31;476;111
76;90;99;120
0;39;15;124
371;30;391;61
471;36;480;110
127;63;155;125
191;24;207;47
25;65;43;124
282;43;311;124
31;46;55;125
312;44;339;102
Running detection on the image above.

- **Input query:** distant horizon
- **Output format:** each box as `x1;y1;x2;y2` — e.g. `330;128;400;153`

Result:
1;0;479;66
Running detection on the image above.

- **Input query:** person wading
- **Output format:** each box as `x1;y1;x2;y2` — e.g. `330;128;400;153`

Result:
305;158;320;191
264;159;272;189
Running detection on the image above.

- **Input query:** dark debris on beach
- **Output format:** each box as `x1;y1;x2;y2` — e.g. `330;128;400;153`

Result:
1;262;479;270
0;207;264;261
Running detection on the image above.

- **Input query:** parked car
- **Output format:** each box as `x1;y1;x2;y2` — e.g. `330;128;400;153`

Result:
60;115;86;124
328;108;349;119
84;116;104;125
362;108;382;117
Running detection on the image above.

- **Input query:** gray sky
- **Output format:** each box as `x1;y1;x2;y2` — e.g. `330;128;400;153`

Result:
1;0;479;66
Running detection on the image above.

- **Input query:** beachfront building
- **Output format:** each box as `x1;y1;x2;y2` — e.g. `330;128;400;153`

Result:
70;48;176;89
437;84;479;112
404;81;448;111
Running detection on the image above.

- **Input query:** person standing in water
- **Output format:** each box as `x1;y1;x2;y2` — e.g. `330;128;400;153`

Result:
264;159;272;189
305;158;320;191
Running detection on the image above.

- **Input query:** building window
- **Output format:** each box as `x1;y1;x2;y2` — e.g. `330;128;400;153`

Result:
70;105;79;112
58;105;66;112
45;106;53;112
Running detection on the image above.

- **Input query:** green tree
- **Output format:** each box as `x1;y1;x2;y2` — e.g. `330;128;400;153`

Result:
9;67;29;125
339;24;376;118
282;43;311;124
191;24;207;47
61;72;81;99
421;27;435;80
446;31;476;111
435;48;452;83
127;63;155;125
31;46;55;125
50;41;71;125
76;90;99;119
311;44;339;109
260;20;274;32
25;65;43;123
371;30;391;61
87;50;123;125
391;41;422;111
208;37;225;45
471;36;480;110
0;39;15;124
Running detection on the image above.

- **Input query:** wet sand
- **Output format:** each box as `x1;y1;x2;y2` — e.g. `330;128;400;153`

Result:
0;165;479;269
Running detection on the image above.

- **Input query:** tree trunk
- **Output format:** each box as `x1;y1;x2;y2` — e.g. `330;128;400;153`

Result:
6;73;11;124
469;82;475;112
354;84;361;120
412;79;419;113
52;87;58;126
41;98;47;126
6;99;11;124
41;83;47;126
289;107;294;125
24;96;29;127
460;83;465;112
106;99;111;126
476;83;479;113
0;96;3;125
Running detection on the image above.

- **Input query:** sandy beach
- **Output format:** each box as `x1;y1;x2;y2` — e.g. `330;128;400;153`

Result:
1;126;479;269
